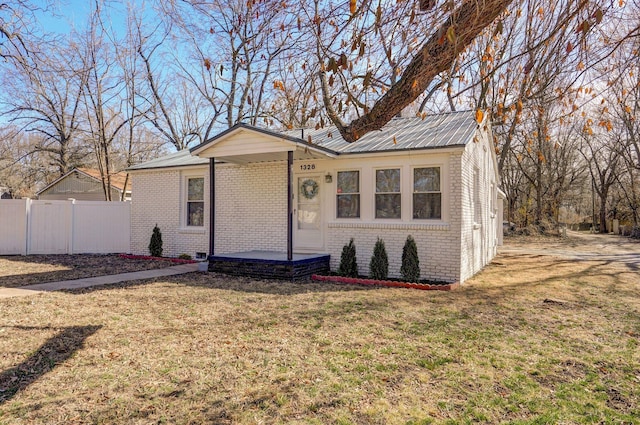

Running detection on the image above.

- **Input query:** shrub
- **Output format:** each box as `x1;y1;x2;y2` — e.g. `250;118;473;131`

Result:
400;235;420;282
148;224;163;257
338;238;358;277
178;253;192;260
369;238;389;280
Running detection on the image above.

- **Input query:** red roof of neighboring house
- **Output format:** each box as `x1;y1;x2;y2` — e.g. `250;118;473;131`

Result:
36;168;131;197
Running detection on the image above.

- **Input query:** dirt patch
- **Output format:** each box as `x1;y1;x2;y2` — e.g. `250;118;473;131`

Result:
0;255;175;288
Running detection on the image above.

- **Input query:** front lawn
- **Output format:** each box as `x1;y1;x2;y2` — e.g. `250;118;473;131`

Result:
0;249;638;424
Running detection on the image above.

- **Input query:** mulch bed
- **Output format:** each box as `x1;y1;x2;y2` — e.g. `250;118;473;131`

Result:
0;254;178;289
311;274;459;291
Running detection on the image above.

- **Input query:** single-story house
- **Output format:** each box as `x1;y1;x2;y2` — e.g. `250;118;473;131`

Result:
128;110;504;283
37;168;131;201
0;185;12;199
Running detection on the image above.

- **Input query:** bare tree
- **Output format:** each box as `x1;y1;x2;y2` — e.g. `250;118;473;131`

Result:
0;37;88;177
579;126;621;233
77;4;132;200
160;0;303;133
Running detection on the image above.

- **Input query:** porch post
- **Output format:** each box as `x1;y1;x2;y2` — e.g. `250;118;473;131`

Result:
287;150;293;261
209;158;215;256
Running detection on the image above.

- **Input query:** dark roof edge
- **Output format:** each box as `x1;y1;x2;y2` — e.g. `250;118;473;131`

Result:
127;162;212;172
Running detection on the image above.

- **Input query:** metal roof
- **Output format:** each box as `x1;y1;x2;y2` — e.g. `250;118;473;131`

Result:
127;149;209;171
286;110;476;154
128;111;477;170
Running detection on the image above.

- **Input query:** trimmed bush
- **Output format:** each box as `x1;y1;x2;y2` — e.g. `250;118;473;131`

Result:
148;224;163;257
400;235;420;282
369;238;389;280
338;238;358;277
178;253;192;260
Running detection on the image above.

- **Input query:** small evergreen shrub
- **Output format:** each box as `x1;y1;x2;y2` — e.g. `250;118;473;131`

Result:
400;235;420;282
369;237;389;280
178;253;192;260
149;224;163;257
338;238;358;277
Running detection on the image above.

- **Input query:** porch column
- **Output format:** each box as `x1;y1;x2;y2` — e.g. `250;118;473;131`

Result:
287;151;293;261
209;158;215;256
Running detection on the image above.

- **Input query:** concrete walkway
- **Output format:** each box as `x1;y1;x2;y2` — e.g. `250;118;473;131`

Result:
0;263;200;299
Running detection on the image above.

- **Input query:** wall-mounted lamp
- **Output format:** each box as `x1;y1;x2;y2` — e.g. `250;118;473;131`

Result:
325;172;333;183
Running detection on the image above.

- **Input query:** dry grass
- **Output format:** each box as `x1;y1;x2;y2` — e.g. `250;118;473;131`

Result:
0;237;639;424
0;255;175;289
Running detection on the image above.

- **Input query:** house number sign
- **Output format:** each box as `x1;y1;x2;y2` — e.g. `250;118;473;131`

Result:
300;163;316;171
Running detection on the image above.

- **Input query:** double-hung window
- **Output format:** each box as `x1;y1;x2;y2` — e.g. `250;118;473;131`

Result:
337;170;360;218
375;168;401;219
413;167;441;219
186;177;204;227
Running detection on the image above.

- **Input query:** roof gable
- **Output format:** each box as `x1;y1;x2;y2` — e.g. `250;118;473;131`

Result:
190;123;335;164
36;168;130;196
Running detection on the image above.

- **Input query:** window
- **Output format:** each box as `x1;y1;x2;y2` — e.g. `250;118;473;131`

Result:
337;170;360;218
413;167;441;219
474;168;481;224
375;168;401;219
187;177;204;226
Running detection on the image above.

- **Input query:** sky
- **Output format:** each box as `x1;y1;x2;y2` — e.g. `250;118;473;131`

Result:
33;0;132;37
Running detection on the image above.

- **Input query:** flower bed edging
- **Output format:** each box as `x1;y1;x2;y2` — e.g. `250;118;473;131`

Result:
118;254;198;264
311;275;459;291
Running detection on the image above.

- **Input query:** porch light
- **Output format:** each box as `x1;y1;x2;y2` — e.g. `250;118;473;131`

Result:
325;172;333;183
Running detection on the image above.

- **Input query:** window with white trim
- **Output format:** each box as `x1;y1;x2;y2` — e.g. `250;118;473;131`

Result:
337;170;360;218
413;167;441;219
375;168;401;219
186;177;204;227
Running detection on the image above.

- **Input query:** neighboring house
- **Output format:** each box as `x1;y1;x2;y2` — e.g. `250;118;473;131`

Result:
37;168;131;201
0;185;12;199
128;111;504;283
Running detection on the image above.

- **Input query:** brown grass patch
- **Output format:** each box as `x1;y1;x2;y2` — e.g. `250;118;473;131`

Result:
0;238;639;423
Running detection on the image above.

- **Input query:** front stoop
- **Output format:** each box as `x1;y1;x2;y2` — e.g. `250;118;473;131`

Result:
209;251;330;281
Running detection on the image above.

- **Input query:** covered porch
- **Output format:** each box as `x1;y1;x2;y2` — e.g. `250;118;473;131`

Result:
189;123;335;280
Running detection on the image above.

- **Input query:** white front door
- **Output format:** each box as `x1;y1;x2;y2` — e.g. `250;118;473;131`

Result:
294;175;323;250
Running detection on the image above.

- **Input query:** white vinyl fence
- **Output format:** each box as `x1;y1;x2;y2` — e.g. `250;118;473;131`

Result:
0;199;131;255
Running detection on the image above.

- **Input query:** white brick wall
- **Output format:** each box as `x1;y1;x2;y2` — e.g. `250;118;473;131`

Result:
458;126;499;282
131;167;209;258
130;162;288;258
214;162;287;253
325;151;464;282
327;223;459;282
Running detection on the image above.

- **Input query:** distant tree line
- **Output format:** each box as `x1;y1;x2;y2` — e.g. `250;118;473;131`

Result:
0;0;637;230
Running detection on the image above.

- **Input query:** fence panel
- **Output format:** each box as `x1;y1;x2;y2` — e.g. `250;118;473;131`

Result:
0;199;131;255
72;201;130;253
28;200;72;254
0;199;28;255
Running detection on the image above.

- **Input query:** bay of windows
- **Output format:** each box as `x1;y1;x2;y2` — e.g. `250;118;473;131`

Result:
335;166;442;221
